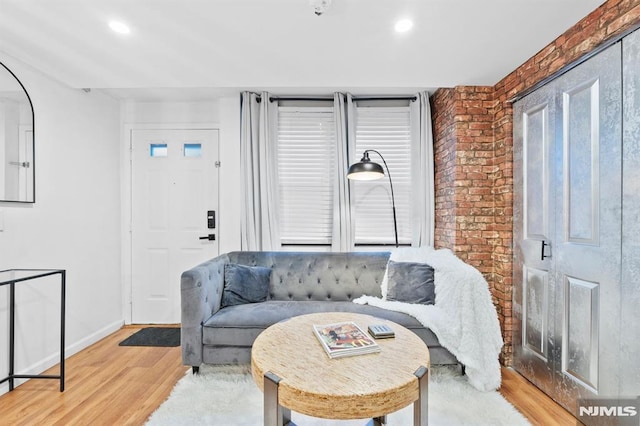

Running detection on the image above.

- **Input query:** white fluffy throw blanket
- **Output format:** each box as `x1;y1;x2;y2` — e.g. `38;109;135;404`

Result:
354;247;504;391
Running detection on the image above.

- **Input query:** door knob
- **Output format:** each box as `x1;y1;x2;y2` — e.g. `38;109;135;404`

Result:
199;234;216;241
541;240;551;260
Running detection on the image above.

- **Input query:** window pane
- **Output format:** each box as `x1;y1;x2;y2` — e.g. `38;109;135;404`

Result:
277;106;335;245
150;143;167;157
184;143;202;157
352;106;412;245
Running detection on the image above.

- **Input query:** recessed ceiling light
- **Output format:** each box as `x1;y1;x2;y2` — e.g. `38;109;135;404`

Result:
395;19;413;33
109;20;130;35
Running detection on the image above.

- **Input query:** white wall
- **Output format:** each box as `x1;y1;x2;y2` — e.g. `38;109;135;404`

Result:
0;55;122;395
217;96;241;254
122;100;220;124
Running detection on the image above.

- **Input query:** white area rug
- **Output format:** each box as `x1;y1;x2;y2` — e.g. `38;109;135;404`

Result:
147;365;530;426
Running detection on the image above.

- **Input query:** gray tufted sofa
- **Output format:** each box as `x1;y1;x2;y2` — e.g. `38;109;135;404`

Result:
181;251;458;372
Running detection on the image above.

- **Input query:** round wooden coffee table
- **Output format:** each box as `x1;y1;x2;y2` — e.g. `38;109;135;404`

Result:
251;312;430;425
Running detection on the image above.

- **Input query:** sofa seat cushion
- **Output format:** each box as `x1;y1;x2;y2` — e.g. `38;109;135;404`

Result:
202;301;440;347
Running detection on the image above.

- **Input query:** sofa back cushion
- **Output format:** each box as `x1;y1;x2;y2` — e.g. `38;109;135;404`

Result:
221;263;272;308
226;251;389;301
385;260;435;305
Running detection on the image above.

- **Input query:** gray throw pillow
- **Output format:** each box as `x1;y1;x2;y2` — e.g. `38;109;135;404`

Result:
386;260;435;305
221;263;271;308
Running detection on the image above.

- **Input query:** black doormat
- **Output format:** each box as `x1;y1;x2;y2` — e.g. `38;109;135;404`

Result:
119;327;181;347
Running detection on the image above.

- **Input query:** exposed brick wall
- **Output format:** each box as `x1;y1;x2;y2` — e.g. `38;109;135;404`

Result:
431;86;497;267
431;0;640;366
496;0;640;102
430;89;457;250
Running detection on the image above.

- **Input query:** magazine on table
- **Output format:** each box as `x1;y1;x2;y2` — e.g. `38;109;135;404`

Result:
312;321;381;359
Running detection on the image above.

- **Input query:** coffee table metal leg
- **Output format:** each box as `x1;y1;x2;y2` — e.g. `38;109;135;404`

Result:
264;371;292;426
373;415;387;425
413;366;429;426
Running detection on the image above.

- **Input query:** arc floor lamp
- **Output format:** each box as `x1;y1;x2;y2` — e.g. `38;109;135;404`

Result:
347;150;399;247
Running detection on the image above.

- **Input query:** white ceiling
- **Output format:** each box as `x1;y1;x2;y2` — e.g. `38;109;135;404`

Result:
0;0;605;99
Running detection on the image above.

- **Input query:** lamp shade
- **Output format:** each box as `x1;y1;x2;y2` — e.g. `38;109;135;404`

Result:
347;154;384;181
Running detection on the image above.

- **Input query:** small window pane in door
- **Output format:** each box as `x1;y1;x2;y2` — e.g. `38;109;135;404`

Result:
150;143;168;157
184;143;202;157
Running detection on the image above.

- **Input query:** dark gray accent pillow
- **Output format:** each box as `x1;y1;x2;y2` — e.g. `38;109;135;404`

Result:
386;260;435;305
221;263;272;308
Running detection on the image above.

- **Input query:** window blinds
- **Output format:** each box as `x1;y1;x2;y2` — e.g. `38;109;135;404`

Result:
352;106;412;245
277;106;336;244
275;103;413;246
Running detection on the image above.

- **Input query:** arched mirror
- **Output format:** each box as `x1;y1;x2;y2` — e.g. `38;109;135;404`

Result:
0;61;34;203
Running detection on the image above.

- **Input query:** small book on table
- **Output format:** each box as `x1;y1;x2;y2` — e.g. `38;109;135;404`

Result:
367;324;395;339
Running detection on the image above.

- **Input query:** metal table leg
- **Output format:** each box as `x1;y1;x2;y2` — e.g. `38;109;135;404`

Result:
264;371;292;426
414;366;429;426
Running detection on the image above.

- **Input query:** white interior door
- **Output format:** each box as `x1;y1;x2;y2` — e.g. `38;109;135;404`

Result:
131;128;219;323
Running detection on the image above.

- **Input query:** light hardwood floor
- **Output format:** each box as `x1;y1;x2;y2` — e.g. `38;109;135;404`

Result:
0;326;578;425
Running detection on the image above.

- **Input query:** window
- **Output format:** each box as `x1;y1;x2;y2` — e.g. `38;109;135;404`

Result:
352;105;412;245
274;98;415;247
183;143;202;157
150;143;168;157
277;106;335;245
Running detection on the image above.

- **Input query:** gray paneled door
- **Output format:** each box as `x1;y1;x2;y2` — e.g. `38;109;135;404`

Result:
513;77;557;398
620;25;640;399
513;42;622;416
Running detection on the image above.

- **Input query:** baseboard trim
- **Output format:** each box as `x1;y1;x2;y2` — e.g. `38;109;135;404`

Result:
0;319;124;395
66;319;125;358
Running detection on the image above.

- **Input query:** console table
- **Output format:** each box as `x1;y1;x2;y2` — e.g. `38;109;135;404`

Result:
0;269;66;392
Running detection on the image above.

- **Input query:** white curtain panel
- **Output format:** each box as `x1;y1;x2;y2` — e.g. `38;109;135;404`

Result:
240;92;280;250
331;93;354;251
410;92;436;246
